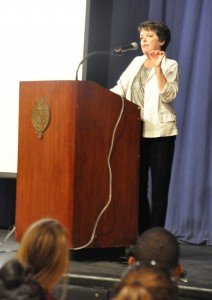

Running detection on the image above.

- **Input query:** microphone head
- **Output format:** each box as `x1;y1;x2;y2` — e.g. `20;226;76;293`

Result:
131;42;138;50
112;42;138;54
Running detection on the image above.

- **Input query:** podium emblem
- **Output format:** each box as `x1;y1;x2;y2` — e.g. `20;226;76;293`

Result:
31;97;50;139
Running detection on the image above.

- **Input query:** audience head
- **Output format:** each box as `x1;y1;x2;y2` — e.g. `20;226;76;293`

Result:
114;263;178;300
17;218;69;292
127;227;182;277
0;258;46;300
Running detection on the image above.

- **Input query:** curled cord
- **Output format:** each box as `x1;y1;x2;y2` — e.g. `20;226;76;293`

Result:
71;96;125;250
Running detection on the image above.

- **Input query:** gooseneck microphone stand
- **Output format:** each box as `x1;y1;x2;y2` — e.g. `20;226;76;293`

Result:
75;42;138;80
75;50;113;81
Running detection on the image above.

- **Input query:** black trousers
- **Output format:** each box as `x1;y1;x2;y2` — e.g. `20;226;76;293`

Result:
138;135;176;234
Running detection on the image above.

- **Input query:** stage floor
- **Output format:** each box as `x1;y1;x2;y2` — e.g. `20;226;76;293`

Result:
0;229;211;300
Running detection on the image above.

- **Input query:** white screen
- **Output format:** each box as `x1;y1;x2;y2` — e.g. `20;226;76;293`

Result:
0;0;87;175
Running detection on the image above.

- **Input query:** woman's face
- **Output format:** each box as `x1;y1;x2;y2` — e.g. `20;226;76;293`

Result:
139;29;164;54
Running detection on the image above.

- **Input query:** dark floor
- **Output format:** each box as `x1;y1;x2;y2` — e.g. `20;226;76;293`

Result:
0;229;212;300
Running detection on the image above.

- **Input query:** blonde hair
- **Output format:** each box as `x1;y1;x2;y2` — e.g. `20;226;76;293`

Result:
17;218;69;292
115;264;178;300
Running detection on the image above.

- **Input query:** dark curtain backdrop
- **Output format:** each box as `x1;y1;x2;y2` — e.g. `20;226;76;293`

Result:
86;0;212;245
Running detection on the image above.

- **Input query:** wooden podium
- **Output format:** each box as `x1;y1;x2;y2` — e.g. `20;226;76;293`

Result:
15;80;140;248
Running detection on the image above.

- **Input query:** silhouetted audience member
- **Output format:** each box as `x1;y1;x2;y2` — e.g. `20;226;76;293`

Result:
0;258;46;300
127;227;183;279
114;263;178;300
17;218;69;300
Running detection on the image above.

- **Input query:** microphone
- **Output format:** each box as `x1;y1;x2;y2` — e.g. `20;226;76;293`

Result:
75;42;138;80
112;42;138;54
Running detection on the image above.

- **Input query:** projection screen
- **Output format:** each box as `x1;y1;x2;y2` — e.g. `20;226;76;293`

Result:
0;0;88;176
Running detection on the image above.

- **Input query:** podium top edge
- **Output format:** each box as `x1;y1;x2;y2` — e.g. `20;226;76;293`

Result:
19;80;95;84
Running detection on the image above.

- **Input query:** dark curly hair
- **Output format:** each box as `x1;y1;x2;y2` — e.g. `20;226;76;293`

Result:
0;259;46;300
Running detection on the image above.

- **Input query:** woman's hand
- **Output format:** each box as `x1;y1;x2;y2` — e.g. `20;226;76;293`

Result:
146;50;165;68
146;50;167;91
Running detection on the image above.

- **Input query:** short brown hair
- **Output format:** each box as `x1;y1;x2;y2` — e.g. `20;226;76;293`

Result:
127;227;179;271
138;21;171;51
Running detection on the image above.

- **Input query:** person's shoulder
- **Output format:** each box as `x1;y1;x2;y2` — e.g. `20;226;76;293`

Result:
162;57;178;70
44;291;56;300
163;56;178;65
127;55;145;68
46;294;56;300
131;55;145;63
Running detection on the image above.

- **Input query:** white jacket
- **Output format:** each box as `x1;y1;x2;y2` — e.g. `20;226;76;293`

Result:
110;55;179;137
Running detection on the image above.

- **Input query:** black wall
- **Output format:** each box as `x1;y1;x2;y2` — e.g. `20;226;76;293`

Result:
85;0;113;87
0;178;16;228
